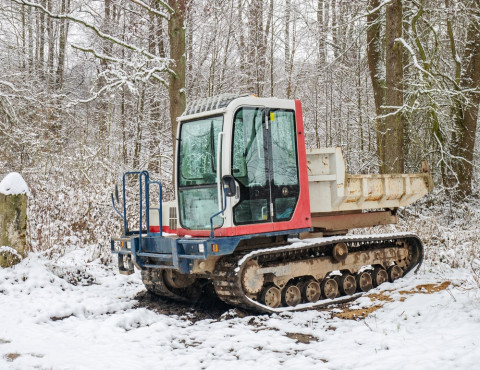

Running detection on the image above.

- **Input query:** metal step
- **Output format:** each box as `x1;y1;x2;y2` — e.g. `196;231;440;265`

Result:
137;252;173;260
143;264;176;269
137;251;204;261
177;254;205;260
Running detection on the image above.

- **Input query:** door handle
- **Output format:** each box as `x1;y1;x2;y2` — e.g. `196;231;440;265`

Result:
216;132;225;216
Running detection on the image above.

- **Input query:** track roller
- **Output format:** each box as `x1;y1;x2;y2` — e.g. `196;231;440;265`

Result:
356;271;373;292
282;283;302;307
321;278;339;299
338;274;357;295
372;266;388;287
332;242;348;262
261;284;282;308
301;279;321;303
388;265;403;282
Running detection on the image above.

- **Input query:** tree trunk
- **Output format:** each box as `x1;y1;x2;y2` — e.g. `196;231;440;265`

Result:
133;87;145;169
451;5;480;198
56;0;69;89
366;0;385;169
317;0;324;66
21;5;26;70
148;1;163;175
247;0;264;95
157;7;165;58
46;0;55;85
383;0;404;173
27;5;33;71
38;0;46;77
238;0;246;82
285;0;291;97
220;0;235;91
168;0;187;182
269;0;274;96
121;85;127;164
0;194;28;267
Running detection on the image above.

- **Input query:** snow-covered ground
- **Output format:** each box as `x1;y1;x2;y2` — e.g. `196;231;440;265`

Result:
0;248;479;370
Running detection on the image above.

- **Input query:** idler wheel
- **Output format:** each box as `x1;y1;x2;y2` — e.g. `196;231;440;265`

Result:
356;271;373;292
332;242;348;262
163;269;196;289
241;260;264;295
372;266;388;287
388;265;403;282
261;284;282;308
321;278;339;299
338;274;357;295
282;284;302;307
301;279;321;303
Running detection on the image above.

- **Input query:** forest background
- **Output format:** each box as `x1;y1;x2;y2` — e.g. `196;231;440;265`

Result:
1;0;480;263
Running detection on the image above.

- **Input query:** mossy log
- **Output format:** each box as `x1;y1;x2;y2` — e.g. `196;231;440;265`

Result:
0;193;28;267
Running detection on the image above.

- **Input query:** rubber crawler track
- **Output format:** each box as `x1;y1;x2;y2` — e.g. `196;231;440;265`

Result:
141;269;207;303
211;232;423;313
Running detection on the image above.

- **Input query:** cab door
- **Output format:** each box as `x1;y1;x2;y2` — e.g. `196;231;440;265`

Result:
231;106;299;226
231;106;271;225
266;109;300;222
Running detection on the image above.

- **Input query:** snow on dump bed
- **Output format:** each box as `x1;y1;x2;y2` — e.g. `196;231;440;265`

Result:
0;172;30;196
0;248;479;369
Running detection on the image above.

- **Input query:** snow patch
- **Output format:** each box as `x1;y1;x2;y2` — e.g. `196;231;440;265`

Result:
0;246;22;260
0;172;30;196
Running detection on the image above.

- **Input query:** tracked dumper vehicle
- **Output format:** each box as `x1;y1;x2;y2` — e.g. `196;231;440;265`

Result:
111;95;433;313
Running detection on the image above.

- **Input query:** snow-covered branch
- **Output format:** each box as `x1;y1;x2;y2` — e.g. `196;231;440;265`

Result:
129;0;173;18
11;0;166;62
71;45;169;87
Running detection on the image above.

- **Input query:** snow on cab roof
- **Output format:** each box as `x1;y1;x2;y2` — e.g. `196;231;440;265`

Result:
0;172;30;196
182;93;249;116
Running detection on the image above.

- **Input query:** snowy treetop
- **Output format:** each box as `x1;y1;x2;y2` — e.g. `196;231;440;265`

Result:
0;172;30;196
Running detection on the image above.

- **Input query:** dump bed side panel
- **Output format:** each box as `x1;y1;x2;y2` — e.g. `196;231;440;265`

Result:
307;148;433;214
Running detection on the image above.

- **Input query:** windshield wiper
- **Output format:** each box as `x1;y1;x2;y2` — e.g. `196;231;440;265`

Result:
209;120;216;173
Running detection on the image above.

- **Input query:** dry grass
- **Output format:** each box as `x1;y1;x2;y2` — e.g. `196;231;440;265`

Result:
4;353;20;362
333;282;451;320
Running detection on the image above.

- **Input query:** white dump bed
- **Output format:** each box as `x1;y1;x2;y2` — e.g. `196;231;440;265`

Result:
307;148;434;214
148;201;177;232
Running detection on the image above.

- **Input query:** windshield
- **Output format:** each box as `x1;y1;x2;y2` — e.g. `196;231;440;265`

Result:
178;116;223;186
178;115;224;230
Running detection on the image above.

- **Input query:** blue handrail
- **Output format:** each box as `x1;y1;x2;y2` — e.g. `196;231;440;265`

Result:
138;171;148;253
120;171;163;249
111;193;124;219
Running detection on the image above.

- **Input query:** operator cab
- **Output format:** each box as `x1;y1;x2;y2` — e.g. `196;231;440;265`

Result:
176;94;311;237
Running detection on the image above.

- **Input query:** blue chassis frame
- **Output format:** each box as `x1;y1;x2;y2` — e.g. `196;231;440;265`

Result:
111;228;310;274
110;170;309;274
